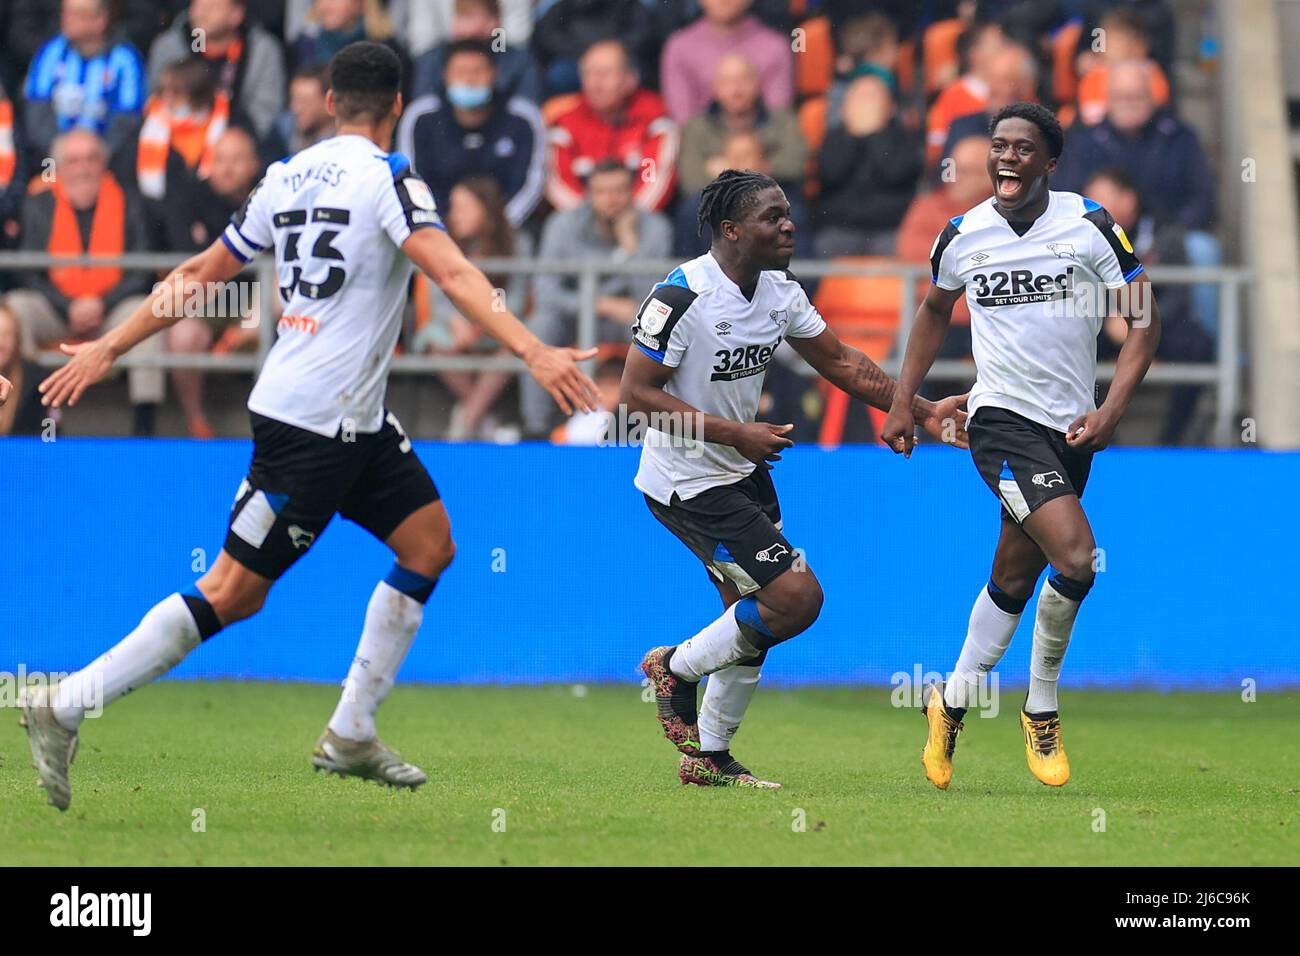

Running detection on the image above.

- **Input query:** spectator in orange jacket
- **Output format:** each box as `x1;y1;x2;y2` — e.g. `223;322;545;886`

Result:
546;39;678;213
2;129;161;433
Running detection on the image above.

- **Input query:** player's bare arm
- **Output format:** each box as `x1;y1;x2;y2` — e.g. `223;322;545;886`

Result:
39;240;248;408
402;226;598;415
881;283;967;457
1067;271;1161;452
0;373;11;406
620;345;794;465
787;327;968;450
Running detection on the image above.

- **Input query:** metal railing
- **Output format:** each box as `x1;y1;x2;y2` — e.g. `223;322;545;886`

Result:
0;252;1249;445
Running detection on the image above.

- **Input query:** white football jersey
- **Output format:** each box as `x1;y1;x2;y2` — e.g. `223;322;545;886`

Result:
222;134;444;437
930;191;1144;433
632;252;826;504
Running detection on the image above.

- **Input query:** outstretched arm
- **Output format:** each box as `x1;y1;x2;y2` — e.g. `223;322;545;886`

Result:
1067;271;1161;451
788;326;968;449
40;239;246;408
620;346;796;465
881;283;965;456
402;226;598;415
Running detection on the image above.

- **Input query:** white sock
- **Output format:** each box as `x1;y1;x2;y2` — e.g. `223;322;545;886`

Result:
328;581;424;742
52;593;201;730
699;662;762;752
944;585;1021;711
1025;578;1082;714
669;604;759;682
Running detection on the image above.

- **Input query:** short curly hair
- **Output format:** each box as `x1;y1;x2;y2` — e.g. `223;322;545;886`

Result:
988;102;1065;159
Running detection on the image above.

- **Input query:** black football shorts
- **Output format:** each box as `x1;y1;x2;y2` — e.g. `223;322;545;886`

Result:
968;405;1092;524
645;466;796;595
224;410;440;579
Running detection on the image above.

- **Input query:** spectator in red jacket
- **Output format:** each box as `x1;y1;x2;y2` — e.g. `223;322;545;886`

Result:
546;39;678;213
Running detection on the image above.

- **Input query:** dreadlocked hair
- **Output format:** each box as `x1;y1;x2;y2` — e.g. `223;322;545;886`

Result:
697;169;780;238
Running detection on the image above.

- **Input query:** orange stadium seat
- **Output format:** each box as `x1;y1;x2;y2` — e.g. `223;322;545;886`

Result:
795;16;833;99
923;18;965;97
797;95;828;198
1052;19;1084;107
812;258;904;446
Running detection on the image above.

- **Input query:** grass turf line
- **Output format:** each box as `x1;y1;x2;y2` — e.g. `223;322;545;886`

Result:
1;683;1296;866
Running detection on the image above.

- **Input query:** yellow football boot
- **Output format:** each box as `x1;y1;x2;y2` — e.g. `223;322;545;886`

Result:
921;683;963;790
1020;709;1070;787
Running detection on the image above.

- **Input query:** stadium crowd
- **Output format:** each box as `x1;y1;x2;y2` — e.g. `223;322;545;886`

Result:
0;0;1223;444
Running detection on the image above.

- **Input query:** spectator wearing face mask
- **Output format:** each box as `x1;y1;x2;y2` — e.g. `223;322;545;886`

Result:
398;38;546;228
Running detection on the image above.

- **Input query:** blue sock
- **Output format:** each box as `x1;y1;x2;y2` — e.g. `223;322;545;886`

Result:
383;563;438;604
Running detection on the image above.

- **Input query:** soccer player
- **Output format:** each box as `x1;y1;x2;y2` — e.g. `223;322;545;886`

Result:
882;103;1160;789
629;169;970;789
21;42;598;811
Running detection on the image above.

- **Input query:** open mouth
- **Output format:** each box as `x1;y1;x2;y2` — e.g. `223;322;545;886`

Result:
996;169;1024;200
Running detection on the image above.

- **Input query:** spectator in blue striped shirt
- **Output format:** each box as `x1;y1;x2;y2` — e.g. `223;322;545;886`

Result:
21;0;147;162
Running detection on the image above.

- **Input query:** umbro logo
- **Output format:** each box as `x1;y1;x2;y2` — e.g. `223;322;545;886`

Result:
970;252;990;264
715;321;732;335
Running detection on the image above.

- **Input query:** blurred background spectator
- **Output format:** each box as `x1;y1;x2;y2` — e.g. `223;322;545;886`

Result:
164;126;263;439
1085;166;1213;445
411;175;533;442
660;0;793;125
814;75;920;257
676;53;806;256
290;0;410;96
896;133;993;359
148;0;286;149
273;63;335;158
926;19;1003;166
523;159;670;437
136;57;238;207
22;0;147;164
1073;5;1170;126
398;38;545;228
1054;59;1215;232
532;0;660;97
546;39;677;213
3;130;158;434
413;0;542;105
940;42;1039;169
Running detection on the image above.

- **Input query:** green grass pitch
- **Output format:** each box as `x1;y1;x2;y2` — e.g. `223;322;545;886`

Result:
2;682;1296;866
